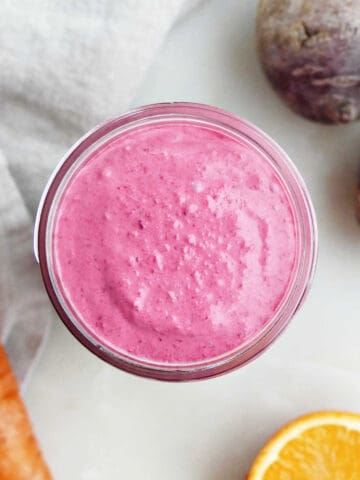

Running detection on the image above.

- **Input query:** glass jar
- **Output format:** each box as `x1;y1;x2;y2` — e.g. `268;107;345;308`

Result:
34;103;318;381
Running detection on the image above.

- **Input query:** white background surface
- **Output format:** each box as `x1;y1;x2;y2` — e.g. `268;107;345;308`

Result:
25;1;360;478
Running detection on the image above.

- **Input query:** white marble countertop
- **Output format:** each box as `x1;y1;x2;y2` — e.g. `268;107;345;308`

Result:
25;1;360;478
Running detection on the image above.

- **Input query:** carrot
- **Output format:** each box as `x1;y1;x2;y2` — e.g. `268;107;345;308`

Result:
0;344;51;479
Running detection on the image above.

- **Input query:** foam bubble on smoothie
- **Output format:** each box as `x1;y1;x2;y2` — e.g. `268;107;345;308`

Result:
53;122;296;363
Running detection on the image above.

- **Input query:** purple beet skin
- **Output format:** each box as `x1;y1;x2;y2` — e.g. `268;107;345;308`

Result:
357;173;360;223
256;0;360;123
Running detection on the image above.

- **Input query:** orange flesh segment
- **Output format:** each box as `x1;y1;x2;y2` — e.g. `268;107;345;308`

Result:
248;412;360;480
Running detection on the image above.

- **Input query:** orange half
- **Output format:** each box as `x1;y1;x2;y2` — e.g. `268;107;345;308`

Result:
247;411;360;479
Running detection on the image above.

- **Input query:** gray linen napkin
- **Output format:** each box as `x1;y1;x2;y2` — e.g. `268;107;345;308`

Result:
0;0;201;386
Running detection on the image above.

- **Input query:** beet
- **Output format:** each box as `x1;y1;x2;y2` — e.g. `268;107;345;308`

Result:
256;0;360;123
357;173;360;223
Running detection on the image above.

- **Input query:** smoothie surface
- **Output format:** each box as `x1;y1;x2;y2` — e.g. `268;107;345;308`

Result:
53;122;296;363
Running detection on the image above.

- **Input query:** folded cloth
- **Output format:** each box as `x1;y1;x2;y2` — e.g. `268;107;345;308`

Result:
0;151;50;389
0;0;201;386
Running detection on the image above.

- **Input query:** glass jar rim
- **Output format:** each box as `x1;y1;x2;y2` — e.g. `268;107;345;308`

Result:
35;102;318;381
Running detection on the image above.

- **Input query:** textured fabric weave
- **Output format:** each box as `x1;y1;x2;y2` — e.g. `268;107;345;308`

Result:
0;0;200;386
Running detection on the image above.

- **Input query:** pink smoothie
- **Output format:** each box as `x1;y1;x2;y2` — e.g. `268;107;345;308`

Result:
53;122;296;363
